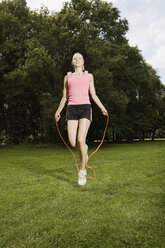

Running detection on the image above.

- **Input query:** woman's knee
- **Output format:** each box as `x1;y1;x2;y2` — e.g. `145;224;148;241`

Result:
69;138;76;148
77;137;85;147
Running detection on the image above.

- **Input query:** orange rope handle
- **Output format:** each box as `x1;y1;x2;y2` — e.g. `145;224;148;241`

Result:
55;114;109;180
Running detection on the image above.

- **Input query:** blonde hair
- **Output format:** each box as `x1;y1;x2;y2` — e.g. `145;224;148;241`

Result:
72;52;85;71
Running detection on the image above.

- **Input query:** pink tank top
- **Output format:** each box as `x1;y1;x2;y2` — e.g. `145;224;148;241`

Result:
67;70;91;105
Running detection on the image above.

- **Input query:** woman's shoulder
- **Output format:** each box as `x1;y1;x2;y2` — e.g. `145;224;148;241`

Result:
67;71;72;76
87;72;94;80
65;71;73;80
64;71;72;78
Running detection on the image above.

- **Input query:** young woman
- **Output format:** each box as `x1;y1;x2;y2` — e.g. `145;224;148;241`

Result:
55;53;108;186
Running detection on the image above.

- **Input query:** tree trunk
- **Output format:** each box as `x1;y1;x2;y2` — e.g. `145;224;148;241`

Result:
112;130;115;142
151;129;156;141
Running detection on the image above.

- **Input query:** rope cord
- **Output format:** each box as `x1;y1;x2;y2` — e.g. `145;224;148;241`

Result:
55;114;109;180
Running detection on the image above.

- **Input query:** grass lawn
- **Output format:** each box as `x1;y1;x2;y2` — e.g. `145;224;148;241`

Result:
0;141;165;248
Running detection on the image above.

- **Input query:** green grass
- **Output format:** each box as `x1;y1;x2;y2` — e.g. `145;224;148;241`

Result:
0;141;165;248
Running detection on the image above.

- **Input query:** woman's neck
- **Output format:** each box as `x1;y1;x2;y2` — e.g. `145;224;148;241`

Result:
74;68;83;75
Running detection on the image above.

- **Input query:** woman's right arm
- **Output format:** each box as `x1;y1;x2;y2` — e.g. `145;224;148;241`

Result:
55;75;68;122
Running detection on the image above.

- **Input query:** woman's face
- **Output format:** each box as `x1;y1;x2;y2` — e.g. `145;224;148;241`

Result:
72;53;84;68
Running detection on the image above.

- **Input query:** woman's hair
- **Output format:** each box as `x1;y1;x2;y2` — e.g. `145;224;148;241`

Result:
72;52;85;71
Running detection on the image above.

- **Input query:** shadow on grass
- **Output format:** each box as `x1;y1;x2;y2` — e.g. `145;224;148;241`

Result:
26;164;74;185
78;181;134;197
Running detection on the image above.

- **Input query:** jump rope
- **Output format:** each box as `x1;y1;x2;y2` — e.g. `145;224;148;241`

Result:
55;114;109;180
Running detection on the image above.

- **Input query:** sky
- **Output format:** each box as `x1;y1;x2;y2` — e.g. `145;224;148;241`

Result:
3;0;165;84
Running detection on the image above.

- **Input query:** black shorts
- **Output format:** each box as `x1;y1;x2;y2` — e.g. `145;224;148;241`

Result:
66;104;92;121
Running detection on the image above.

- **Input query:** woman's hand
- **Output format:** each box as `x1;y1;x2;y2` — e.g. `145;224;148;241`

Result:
101;108;108;116
55;111;61;122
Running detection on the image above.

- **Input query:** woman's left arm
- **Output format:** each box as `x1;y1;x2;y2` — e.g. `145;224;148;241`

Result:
89;73;108;116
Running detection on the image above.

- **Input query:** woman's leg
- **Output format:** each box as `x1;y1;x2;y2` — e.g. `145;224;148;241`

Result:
67;120;79;147
77;118;91;170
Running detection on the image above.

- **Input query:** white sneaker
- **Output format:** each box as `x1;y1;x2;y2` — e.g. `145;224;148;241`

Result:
78;169;87;186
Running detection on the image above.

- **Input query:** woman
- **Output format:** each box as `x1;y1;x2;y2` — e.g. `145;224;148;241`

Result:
55;52;108;186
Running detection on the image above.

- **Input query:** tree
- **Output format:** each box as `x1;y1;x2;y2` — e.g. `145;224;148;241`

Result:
0;0;164;144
